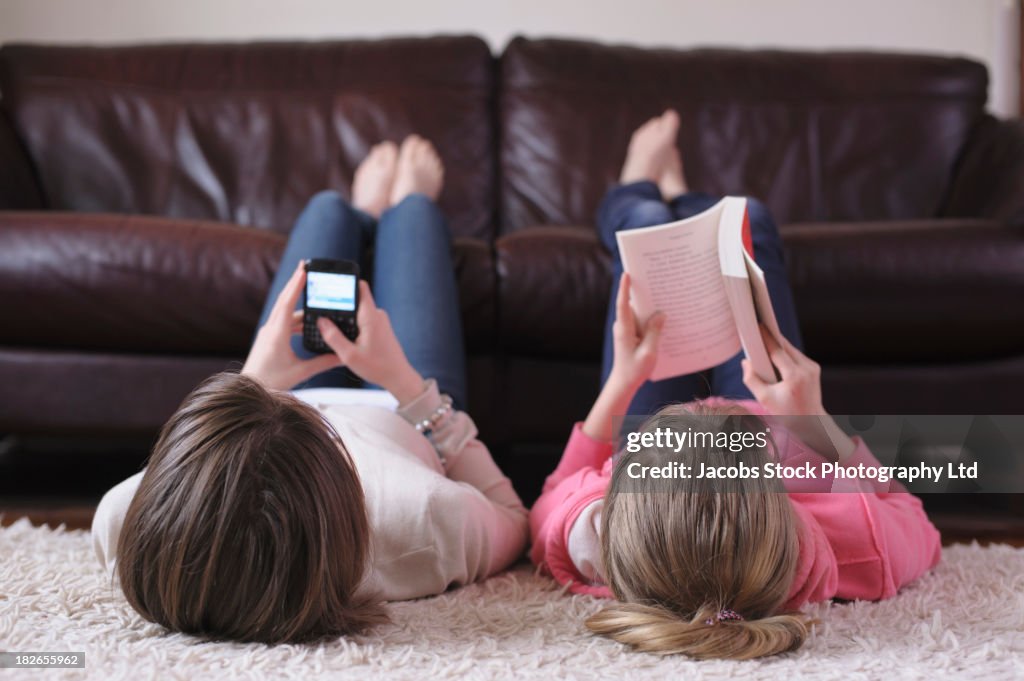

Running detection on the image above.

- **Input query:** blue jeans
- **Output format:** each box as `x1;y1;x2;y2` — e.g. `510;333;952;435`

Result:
597;181;803;415
256;191;467;408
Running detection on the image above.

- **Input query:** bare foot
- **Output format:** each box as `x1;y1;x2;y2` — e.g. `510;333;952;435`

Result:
352;141;398;219
619;109;680;186
658;146;688;200
389;135;444;205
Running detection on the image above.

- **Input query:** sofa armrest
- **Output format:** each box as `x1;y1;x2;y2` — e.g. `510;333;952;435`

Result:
0;110;44;210
944;114;1024;224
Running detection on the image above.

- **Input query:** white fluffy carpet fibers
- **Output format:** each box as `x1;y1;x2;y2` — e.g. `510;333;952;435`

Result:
1;518;1022;680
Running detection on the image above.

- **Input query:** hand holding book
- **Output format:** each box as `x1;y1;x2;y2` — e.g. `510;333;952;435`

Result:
583;273;665;443
742;325;856;461
741;326;822;416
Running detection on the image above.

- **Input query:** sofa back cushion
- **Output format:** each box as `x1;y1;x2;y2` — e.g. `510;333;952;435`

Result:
0;109;43;210
0;37;496;239
499;38;988;232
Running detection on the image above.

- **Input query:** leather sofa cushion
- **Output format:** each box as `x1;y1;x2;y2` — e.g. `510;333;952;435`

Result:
5;212;1017;364
944;115;1024;225
0;109;43;210
494;220;1024;363
500;38;986;233
0;37;496;239
0;348;239;433
0;212;495;354
783;219;1024;363
496;226;611;360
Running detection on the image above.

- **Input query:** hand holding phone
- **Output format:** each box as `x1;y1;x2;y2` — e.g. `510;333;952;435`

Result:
241;261;342;391
314;280;426;405
303;259;360;354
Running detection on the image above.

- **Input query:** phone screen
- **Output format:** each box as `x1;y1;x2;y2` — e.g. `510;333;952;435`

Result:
306;271;357;312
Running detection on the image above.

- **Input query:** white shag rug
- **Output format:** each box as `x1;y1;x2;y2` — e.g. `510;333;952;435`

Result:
1;518;1023;680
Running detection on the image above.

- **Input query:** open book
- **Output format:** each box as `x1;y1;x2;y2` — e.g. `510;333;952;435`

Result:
615;197;783;383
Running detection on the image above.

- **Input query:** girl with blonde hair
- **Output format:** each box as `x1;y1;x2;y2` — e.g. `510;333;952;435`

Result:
530;111;941;660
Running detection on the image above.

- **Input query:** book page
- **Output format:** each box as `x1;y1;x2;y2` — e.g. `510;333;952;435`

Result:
717;196;780;384
616;200;741;381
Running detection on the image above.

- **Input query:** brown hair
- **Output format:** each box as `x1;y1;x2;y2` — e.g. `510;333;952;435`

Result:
116;372;386;643
586;402;813;659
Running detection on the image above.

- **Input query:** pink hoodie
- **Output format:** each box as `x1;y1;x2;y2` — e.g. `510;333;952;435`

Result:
529;399;942;609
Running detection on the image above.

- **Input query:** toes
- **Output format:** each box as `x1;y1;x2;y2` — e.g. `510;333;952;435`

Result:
661;109;680;137
630;117;655;142
417;138;433;161
394;135;444;177
363;142;394;172
414;138;436;162
358;141;398;179
379;143;398;172
398;135;420;165
424;142;444;172
632;113;669;147
402;134;422;151
379;140;398;160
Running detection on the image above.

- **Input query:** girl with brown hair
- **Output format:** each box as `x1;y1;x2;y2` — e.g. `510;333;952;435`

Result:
529;112;942;660
92;136;528;644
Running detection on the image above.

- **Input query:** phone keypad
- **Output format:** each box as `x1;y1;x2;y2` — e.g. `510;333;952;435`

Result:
303;312;359;354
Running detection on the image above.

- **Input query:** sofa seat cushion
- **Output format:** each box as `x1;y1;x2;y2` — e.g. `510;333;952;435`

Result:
783;219;1024;363
493;221;1024;364
0;212;495;354
0;348;239;433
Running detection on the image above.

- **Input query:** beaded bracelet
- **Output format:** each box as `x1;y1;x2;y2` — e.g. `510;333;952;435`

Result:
413;394;454;438
414;394;454;466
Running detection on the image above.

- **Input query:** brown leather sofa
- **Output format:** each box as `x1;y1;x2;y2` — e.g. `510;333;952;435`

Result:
2;36;1023;503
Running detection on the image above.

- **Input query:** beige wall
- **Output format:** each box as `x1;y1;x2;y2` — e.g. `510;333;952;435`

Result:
0;0;1018;116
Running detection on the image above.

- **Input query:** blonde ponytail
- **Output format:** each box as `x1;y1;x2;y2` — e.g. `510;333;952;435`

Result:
586;603;812;660
593;403;810;659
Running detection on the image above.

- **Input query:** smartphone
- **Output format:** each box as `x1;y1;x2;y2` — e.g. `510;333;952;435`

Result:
302;259;360;354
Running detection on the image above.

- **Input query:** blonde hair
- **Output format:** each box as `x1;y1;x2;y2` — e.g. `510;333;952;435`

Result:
118;372;387;643
586;402;813;659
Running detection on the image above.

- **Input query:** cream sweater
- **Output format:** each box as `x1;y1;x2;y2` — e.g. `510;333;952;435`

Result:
91;380;529;601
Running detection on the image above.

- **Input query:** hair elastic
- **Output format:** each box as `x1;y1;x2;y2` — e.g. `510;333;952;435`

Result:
705;609;744;626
